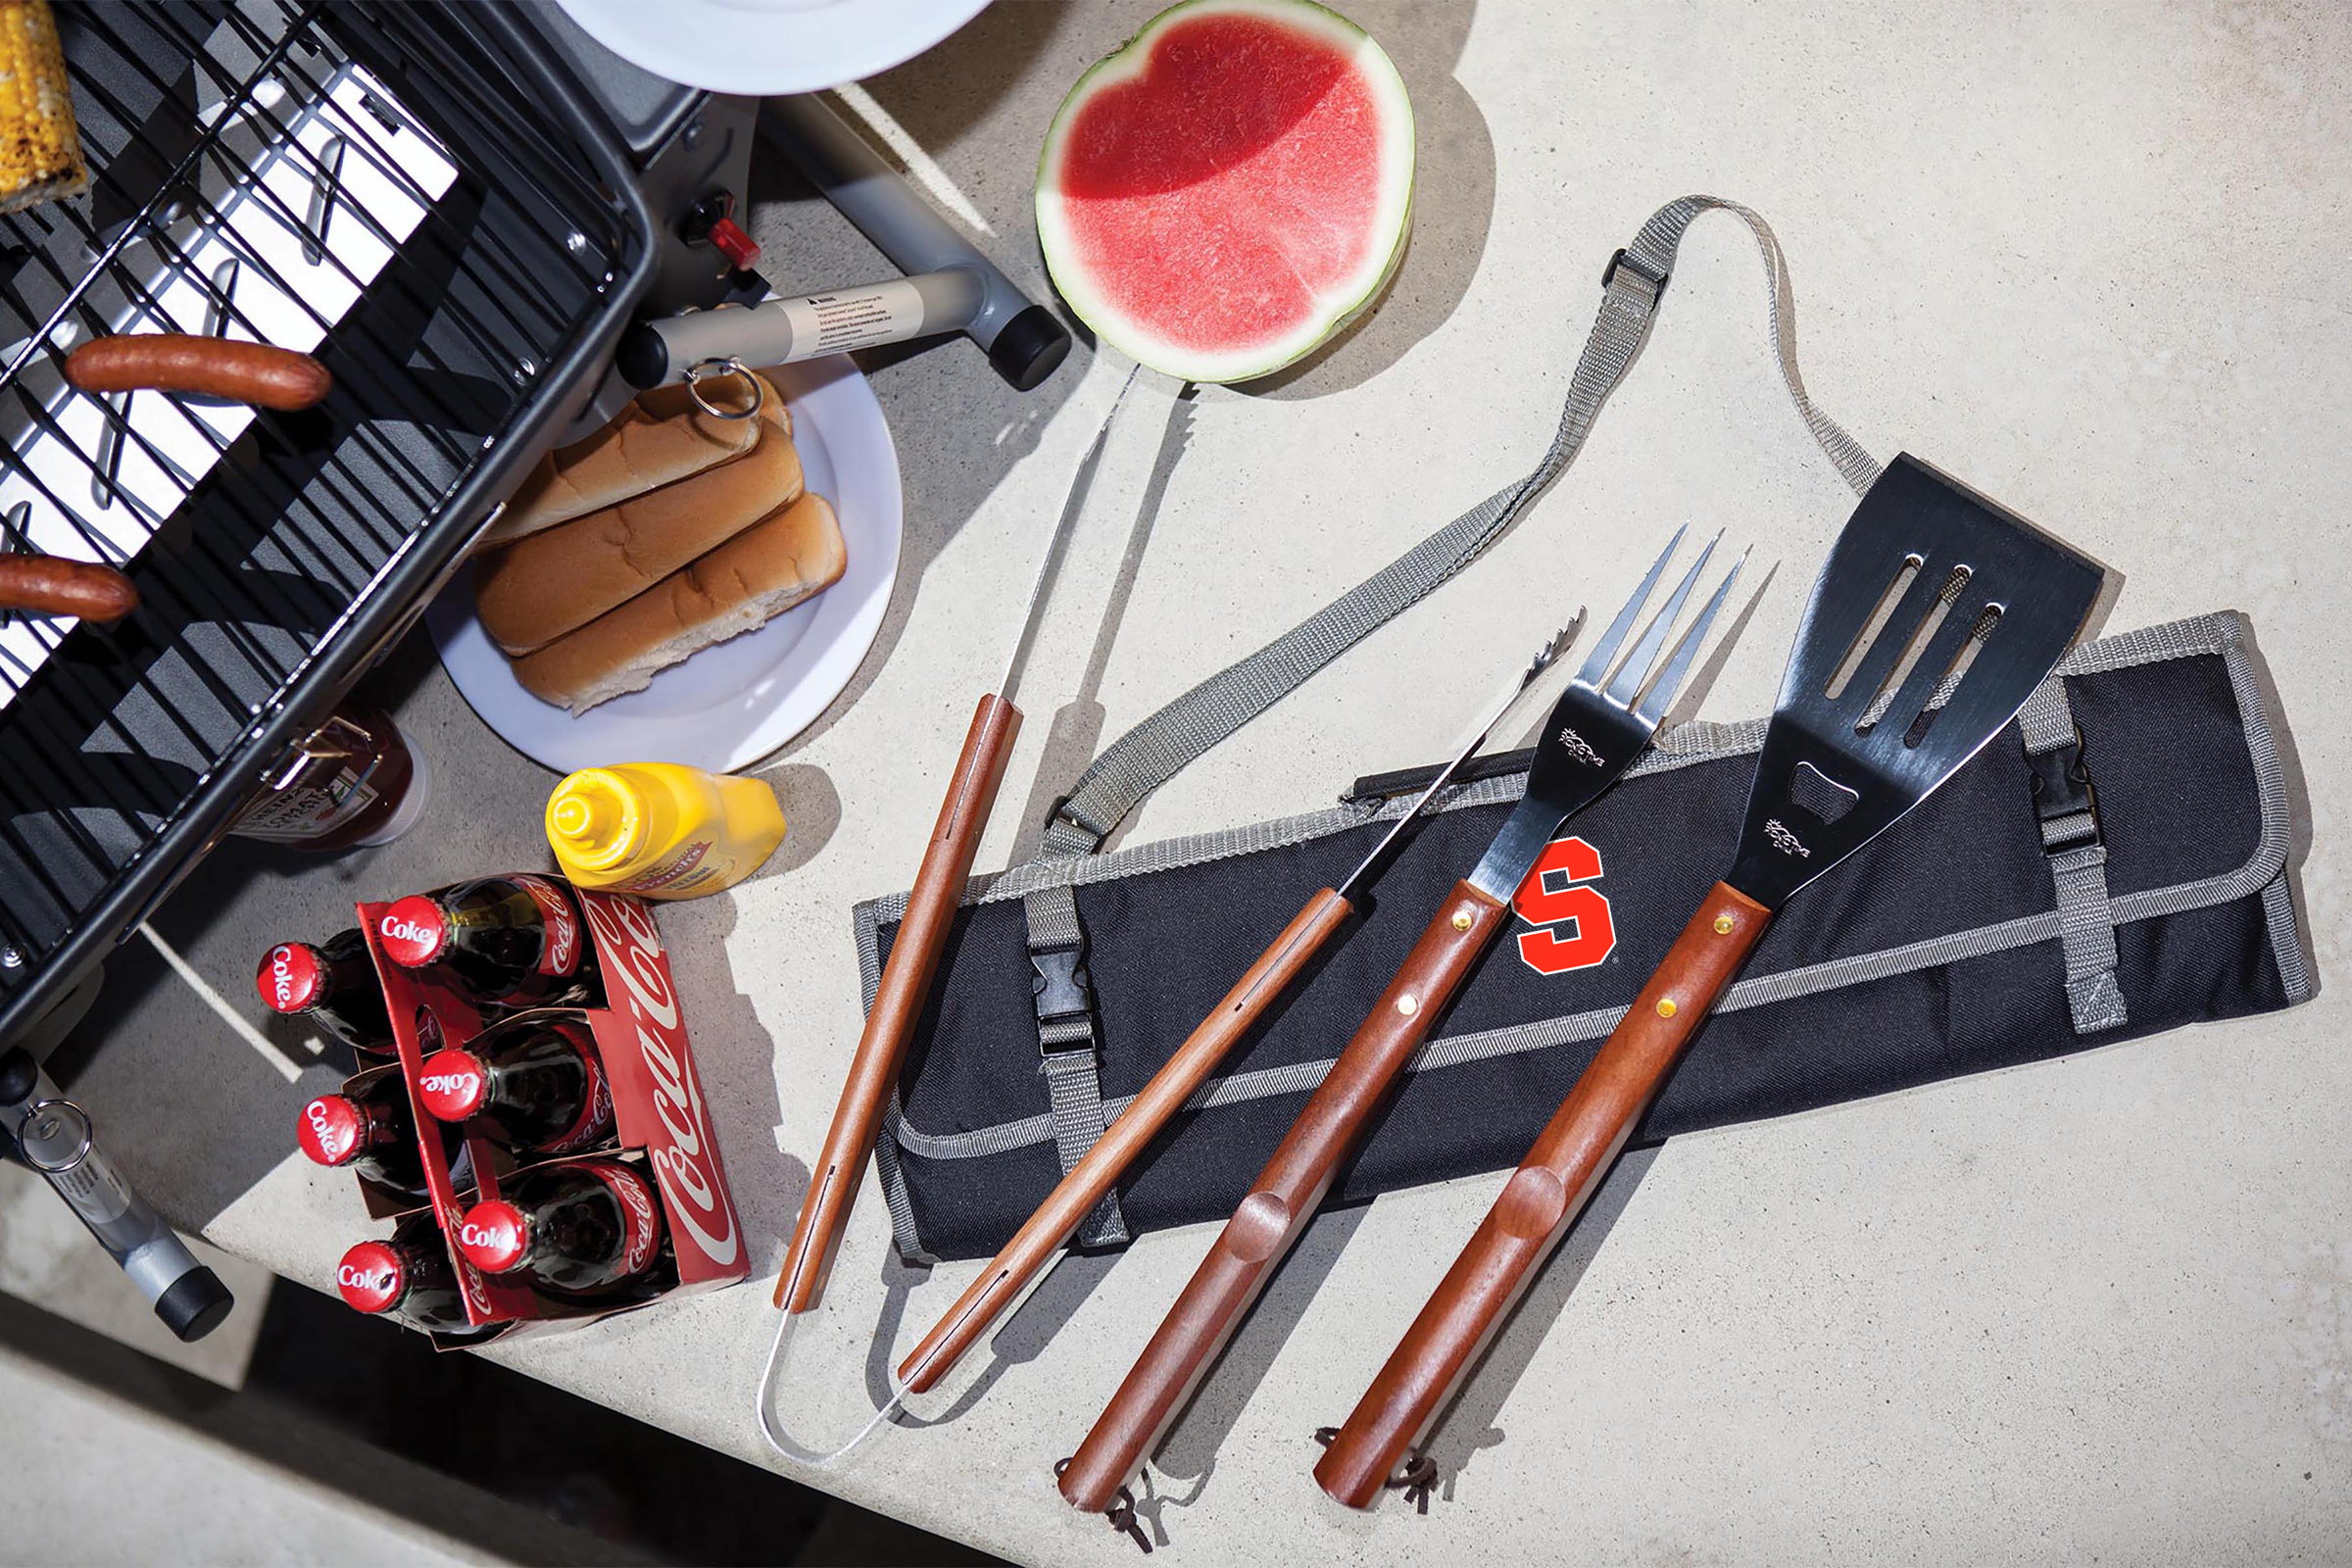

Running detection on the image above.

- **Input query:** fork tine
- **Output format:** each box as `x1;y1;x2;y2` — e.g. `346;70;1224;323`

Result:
1603;530;1720;706
1573;524;1686;687
1635;546;1750;725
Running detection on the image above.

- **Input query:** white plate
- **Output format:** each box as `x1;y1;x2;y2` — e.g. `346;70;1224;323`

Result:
555;0;993;95
429;355;903;774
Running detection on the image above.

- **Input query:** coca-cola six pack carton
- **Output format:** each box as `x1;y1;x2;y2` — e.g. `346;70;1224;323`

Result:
324;876;744;1345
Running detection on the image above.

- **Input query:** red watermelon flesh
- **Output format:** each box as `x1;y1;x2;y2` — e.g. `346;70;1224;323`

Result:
1038;1;1415;384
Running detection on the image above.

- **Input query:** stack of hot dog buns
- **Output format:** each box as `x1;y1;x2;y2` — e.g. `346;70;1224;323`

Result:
475;373;846;714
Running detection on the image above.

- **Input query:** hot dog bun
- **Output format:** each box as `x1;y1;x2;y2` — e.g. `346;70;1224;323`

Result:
474;396;804;656
514;492;846;714
483;374;788;548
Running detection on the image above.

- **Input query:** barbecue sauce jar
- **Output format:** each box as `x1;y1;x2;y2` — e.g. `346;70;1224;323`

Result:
231;700;429;852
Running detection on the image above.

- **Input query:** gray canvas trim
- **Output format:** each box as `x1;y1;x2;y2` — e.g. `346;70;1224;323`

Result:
2263;875;2313;1004
871;612;2302;1189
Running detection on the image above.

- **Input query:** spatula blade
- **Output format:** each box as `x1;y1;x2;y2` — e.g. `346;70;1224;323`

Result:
1728;455;2104;909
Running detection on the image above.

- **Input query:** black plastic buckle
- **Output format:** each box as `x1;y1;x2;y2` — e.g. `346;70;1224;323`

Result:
2029;732;2100;852
1031;944;1094;1045
1045;793;1105;850
1601;246;1670;301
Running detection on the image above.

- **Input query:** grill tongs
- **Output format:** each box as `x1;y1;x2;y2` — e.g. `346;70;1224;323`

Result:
1315;455;2106;1507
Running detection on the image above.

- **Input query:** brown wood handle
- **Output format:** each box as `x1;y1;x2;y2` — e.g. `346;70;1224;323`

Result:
1058;881;1510;1515
1314;881;1771;1508
0;556;137;622
66;333;332;411
899;887;1355;1395
774;693;1019;1312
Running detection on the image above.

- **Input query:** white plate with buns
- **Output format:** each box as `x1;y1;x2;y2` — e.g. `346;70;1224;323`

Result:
428;355;902;774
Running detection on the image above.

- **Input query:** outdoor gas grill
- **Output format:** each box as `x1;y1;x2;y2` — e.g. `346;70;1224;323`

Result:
0;1;660;1047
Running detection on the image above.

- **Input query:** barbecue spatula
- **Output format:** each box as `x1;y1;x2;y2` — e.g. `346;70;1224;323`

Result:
1315;454;2105;1508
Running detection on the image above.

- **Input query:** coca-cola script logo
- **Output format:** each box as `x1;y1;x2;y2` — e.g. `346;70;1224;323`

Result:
578;892;739;1268
514;874;581;977
604;1164;662;1276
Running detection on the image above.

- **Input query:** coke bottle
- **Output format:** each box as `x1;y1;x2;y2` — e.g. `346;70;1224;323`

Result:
376;874;596;1011
453;1159;664;1298
415;1018;613;1155
297;1073;467;1199
255;930;394;1056
336;1232;484;1336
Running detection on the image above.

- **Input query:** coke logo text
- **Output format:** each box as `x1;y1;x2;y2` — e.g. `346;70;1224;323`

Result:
379;913;433;947
336;1263;391;1292
457;1220;499;1250
419;1070;477;1097
269;947;298;1008
304;1099;345;1157
1513;835;1618;977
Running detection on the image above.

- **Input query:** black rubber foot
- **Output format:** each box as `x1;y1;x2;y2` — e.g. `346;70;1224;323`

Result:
155;1266;235;1343
613;321;668;390
988;304;1072;391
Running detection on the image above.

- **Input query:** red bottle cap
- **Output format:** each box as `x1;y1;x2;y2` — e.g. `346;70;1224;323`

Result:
455;1199;529;1274
256;942;326;1013
297;1095;365;1167
336;1241;408;1313
378;896;447;967
415;1049;489;1122
708;216;761;270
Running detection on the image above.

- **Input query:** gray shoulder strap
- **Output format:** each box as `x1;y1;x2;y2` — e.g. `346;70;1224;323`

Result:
1039;194;1881;860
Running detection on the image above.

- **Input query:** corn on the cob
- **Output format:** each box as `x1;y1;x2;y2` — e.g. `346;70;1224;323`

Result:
0;0;85;216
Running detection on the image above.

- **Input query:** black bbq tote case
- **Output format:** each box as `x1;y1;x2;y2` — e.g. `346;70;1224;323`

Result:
847;198;2311;1263
864;615;2306;1263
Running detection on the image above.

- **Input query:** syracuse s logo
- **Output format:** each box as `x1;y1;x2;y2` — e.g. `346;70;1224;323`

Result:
1511;834;1616;976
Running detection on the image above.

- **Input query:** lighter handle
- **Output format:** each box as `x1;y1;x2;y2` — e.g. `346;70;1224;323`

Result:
1313;882;1771;1508
901;887;1356;1394
774;693;1020;1313
1057;881;1509;1515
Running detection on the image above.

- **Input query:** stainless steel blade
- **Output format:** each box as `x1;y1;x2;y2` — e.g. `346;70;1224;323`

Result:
998;365;1143;705
1725;454;2104;910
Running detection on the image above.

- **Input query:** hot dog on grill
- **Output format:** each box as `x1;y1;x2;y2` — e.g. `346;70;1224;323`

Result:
0;555;138;622
65;334;331;412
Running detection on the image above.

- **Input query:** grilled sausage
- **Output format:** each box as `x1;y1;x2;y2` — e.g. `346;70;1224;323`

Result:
65;333;331;412
0;556;138;622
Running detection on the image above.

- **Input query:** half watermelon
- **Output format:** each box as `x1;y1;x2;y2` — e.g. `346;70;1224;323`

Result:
1036;0;1415;384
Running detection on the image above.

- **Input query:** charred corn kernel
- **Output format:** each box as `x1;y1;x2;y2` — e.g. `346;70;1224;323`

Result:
0;1;86;217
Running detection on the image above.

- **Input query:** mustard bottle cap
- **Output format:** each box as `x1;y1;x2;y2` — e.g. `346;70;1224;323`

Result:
546;769;640;872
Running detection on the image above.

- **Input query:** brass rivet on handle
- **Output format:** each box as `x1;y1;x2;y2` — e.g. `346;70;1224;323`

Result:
1656;998;1678;1018
1451;909;1474;931
1714;914;1736;935
1397;994;1420;1016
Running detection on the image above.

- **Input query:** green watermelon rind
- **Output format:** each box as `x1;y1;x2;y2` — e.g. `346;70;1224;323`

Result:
1035;0;1416;385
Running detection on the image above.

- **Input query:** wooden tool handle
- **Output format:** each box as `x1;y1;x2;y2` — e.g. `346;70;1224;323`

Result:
774;693;1020;1313
1058;881;1509;1515
0;555;137;622
900;887;1355;1395
1313;881;1771;1508
66;333;332;411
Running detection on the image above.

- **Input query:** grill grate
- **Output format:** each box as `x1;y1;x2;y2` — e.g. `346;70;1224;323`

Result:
0;2;653;1040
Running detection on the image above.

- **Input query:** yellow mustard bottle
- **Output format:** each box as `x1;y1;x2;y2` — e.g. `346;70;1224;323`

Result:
545;763;785;900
